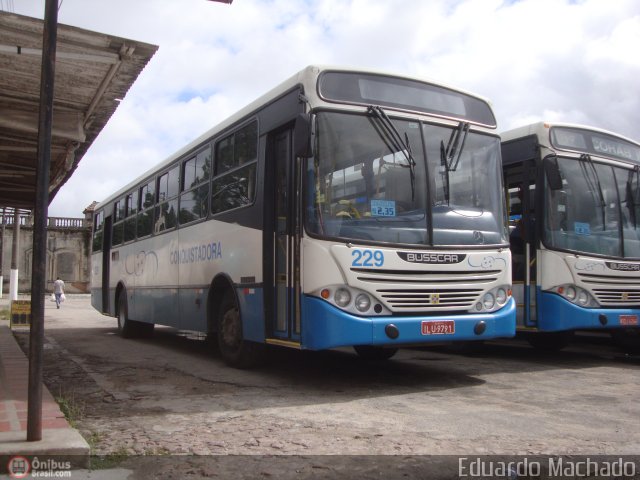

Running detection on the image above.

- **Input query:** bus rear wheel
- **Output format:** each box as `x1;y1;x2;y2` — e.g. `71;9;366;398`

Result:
217;291;262;369
117;292;154;339
353;345;398;360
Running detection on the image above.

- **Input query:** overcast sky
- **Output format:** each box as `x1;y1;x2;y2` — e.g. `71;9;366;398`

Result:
5;0;640;218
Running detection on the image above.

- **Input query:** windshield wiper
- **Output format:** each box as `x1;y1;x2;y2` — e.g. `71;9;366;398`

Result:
439;140;451;205
367;105;416;200
626;165;640;228
438;122;470;205
444;122;470;171
578;153;606;228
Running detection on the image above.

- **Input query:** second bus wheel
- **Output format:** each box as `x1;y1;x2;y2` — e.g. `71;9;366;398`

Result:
217;291;262;368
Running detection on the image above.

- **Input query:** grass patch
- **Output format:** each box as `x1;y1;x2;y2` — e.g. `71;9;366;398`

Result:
89;447;130;470
55;390;85;428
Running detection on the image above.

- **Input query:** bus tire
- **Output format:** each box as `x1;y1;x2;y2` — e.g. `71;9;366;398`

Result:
217;290;262;369
117;292;135;338
117;292;154;339
526;331;573;351
353;345;398;360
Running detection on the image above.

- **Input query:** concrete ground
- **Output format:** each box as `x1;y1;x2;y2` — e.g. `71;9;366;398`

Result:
2;295;640;479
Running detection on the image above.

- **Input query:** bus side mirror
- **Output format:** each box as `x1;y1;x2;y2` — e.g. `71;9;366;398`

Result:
544;157;563;190
294;113;315;158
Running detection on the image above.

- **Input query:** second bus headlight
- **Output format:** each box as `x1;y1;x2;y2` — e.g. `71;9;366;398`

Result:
334;288;351;307
554;284;598;308
355;294;371;312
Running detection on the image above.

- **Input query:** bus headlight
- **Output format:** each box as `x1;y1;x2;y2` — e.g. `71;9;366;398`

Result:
472;285;511;313
334;288;351;307
554;284;598;308
355;294;371;312
577;290;589;306
483;293;495;310
495;288;507;306
313;285;390;316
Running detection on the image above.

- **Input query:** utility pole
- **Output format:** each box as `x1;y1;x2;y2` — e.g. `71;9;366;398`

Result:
27;0;58;442
10;208;19;301
0;208;4;299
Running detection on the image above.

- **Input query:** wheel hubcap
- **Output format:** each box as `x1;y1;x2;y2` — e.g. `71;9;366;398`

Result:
222;307;241;348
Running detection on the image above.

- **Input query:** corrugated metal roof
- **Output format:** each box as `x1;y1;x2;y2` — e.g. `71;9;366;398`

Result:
0;10;158;209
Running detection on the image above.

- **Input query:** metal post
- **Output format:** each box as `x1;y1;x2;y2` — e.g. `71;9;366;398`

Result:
27;0;58;442
10;208;19;301
0;208;4;299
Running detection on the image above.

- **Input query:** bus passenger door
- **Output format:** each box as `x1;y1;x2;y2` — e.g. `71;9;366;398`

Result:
102;215;113;314
504;162;537;328
265;127;301;343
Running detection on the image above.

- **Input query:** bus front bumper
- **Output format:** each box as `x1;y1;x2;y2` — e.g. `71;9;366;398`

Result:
300;296;516;351
537;291;640;332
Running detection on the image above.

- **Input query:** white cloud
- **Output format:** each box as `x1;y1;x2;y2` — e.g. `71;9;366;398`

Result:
6;0;640;217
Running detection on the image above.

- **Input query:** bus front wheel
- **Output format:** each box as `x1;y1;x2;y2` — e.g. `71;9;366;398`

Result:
217;291;262;369
353;345;398;360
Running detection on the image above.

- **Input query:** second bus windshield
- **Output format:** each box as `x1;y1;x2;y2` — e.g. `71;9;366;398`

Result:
305;111;507;247
544;155;640;258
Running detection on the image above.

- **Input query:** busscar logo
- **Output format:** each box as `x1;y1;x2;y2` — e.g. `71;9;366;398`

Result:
398;252;466;264
606;261;640;271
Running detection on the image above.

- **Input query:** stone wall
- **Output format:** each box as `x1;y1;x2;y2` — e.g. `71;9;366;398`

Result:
0;214;92;294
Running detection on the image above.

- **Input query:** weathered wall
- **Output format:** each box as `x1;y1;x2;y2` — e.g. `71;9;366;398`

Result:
0;217;91;294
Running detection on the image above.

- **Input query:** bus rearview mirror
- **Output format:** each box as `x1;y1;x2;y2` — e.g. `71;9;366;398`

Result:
294;113;315;158
544;157;563;190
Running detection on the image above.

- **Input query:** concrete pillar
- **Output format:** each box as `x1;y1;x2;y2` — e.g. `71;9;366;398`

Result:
10;209;20;301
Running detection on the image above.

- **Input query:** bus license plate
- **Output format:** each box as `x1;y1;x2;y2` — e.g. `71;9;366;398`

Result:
620;315;638;326
422;320;455;335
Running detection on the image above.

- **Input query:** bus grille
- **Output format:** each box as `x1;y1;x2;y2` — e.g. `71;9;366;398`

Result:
350;268;500;312
578;272;640;307
591;289;640;307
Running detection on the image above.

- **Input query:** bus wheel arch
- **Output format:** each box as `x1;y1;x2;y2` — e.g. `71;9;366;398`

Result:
115;283;153;339
207;275;234;337
207;275;262;368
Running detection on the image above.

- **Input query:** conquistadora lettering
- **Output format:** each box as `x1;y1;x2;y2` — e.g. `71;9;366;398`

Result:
170;241;222;265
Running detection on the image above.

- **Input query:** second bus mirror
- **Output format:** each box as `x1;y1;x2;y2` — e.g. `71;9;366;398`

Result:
294;113;315;158
544;157;563;190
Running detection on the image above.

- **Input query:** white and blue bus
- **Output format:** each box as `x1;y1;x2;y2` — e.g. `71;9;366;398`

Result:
502;121;640;349
91;65;515;367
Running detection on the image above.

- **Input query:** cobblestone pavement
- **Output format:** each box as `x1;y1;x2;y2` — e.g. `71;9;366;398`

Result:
9;296;640;478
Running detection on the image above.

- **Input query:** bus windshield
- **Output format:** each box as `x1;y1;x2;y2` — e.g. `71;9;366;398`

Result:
543;155;640;258
305;110;507;246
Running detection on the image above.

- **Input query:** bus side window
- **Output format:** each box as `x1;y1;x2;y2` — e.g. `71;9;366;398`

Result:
137;180;155;238
155;165;180;232
211;121;258;215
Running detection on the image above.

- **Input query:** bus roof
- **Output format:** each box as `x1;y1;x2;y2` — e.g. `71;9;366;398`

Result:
95;65;495;211
500;121;640;147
